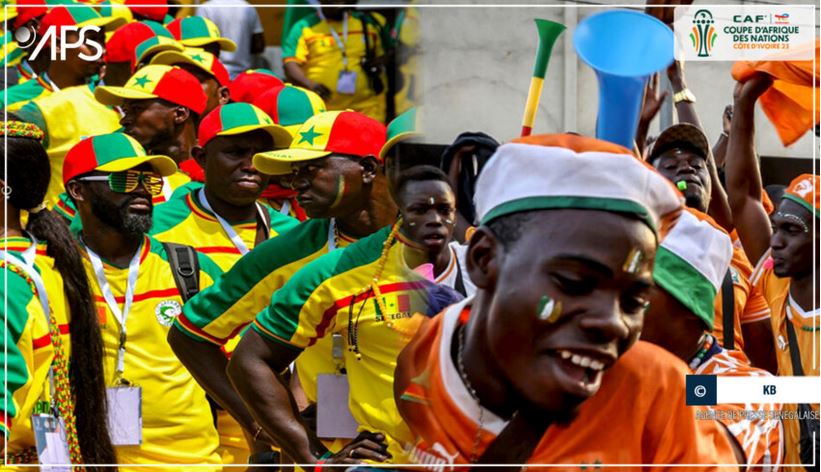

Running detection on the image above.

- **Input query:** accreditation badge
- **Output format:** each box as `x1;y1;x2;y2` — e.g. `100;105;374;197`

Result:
316;374;359;439
32;413;71;471
106;386;143;445
336;70;357;95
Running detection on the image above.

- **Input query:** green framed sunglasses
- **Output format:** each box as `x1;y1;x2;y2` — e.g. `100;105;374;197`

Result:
76;170;164;196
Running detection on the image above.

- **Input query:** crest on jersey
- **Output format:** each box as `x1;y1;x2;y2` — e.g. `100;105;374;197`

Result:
155;300;182;326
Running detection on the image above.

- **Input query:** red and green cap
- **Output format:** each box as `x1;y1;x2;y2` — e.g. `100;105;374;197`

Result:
95;64;207;115
105;20;173;64
149;47;230;87
124;0;167;22
380;107;421;159
63;132;177;184
133;35;183;69
252;85;326;135
253;110;386;175
228;69;284;104
12;0;47;30
166;16;237;52
39;4;127;35
198;102;292;149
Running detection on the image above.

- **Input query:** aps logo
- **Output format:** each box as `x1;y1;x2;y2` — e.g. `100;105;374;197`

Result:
690;9;718;57
14;24;103;62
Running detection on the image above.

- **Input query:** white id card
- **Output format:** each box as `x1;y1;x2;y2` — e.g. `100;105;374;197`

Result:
106;386;142;445
316;374;358;439
32;414;71;471
336;70;357;95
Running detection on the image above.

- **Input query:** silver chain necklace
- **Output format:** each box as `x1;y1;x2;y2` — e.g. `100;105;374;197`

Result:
456;323;485;463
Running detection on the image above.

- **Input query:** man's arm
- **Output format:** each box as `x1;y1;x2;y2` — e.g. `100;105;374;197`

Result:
666;61;734;231
724;73;774;265
283;61;331;100
227;329;322;464
167;328;274;451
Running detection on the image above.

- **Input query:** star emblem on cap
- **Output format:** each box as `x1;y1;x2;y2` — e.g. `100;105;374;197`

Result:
134;74;152;88
190;53;205;63
298;126;321;145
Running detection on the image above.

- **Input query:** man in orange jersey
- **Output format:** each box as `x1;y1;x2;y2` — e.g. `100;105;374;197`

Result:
394;134;740;468
648;123;775;373
725;71;819;468
641;208;783;468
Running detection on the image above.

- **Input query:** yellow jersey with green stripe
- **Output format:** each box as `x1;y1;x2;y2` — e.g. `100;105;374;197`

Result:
0;237;71;460
283;12;388;122
252;226;434;462
82;235;223;468
149;190;297;463
16;84;121;207
175;218;358;404
1;74;54;112
150;189;299;272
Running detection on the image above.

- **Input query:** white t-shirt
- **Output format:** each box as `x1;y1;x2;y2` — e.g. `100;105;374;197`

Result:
197;0;264;78
434;242;476;298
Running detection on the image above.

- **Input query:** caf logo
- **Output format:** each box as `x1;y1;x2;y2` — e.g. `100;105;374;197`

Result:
155;300;182;327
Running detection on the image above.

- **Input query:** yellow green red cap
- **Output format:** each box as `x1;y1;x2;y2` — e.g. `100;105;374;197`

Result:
253;110;386;175
63;132;177;184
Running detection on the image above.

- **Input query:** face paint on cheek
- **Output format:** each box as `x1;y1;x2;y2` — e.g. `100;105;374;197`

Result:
536;294;562;323
622;247;645;274
329;174;347;209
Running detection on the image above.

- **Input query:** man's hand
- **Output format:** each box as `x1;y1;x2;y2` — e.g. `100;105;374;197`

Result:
323;431;392;465
733;72;773;104
308;81;332;100
640;72;669;125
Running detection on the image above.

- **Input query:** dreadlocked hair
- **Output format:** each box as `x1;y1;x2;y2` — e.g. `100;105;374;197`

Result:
1;114;118;468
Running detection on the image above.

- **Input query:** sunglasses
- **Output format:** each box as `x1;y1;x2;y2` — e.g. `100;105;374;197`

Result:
76;170;164;196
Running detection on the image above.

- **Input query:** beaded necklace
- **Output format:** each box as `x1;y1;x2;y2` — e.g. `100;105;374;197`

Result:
688;333;721;370
456;322;485;463
1;260;83;467
346;219;402;360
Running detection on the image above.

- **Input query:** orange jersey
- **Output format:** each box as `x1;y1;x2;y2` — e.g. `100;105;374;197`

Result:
395;300;739;470
692;339;784;467
751;249;819;466
713;245;772;351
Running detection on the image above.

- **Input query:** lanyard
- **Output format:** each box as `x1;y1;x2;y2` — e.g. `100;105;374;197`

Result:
324;11;350;69
84;239;142;380
1;242;57;403
161;177;173;201
327;218;337;252
198;188;269;256
279;199;291;216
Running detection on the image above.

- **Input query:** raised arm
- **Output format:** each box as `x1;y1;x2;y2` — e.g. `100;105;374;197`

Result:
724;73;774;265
